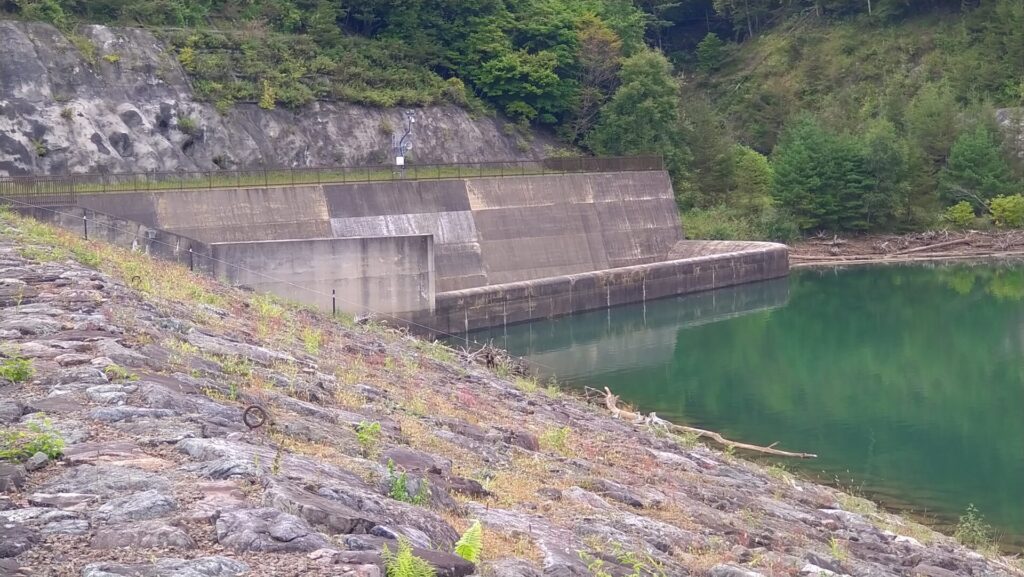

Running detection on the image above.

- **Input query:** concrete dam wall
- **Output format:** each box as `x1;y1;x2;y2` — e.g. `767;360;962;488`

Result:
76;171;684;293
31;170;788;331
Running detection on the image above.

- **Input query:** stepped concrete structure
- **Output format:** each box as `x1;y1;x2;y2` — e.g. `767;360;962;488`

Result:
13;168;789;333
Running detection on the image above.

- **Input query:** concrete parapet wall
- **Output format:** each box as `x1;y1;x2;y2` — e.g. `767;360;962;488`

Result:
206;236;434;317
427;241;788;334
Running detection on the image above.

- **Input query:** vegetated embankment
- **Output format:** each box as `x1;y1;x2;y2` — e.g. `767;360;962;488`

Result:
0;209;1021;577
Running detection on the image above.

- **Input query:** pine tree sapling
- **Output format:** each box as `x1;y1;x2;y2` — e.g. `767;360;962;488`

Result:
940;124;1016;206
696;33;726;72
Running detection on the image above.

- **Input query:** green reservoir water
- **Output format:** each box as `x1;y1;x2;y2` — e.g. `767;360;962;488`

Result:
463;264;1024;549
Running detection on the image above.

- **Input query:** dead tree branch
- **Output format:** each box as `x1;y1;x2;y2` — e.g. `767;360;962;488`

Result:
602;387;817;459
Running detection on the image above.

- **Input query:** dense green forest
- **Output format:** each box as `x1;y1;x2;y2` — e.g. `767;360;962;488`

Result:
3;0;1023;238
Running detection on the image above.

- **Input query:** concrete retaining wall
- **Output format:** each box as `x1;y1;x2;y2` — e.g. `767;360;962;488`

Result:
425;241;788;334
206;236;434;316
12;205;210;267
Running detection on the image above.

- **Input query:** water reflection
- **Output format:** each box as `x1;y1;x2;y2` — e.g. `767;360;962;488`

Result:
463;263;1024;549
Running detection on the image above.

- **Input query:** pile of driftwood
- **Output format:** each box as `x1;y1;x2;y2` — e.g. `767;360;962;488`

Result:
598;387;817;459
464;341;529;376
791;231;1024;268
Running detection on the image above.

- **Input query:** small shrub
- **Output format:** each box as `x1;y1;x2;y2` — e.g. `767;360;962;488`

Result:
0;357;33;383
379;119;395;136
31;139;47;158
60;107;75;121
103;53;121;64
259;80;276;110
382;538;436;577
539;426;572;455
988;194;1024;228
454;520;483;563
513;376;539;393
176;116;198;135
954;504;994;551
177;45;196;71
0;420;64;462
356;420;382;457
828;536;848;561
301;327;323;356
103;364;138;382
683;206;755;240
414;340;455;364
387;459;429;505
219;356;253;377
943;201;976;229
68;33;97;65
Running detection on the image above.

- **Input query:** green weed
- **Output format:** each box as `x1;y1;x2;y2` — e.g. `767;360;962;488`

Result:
0;357;33;383
387;459;429;505
954;504;996;553
103;364;138;382
356;420;382;457
0;420;64;462
539;426;572;456
301;327;323;356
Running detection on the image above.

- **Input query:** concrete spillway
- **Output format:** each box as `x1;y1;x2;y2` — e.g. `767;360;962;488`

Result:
22;170;788;332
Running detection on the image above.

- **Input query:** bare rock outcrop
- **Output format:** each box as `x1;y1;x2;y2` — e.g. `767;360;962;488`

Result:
0;21;555;177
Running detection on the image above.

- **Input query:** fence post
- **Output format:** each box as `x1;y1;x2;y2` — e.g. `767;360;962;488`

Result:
332;289;336;316
82;214;88;240
189;247;194;272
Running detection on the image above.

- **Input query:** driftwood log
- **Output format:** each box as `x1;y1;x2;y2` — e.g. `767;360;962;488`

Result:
602;387;817;459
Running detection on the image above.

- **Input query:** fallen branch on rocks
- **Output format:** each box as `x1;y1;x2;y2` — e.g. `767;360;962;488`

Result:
893;237;972;255
601;387;818;459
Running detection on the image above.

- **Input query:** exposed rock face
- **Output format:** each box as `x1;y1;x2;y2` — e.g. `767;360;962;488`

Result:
0;213;1021;577
0;21;554;177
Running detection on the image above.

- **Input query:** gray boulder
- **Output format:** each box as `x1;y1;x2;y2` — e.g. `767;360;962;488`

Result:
81;556;248;577
215;508;330;553
91;521;196;550
0;523;38;558
94;489;177;523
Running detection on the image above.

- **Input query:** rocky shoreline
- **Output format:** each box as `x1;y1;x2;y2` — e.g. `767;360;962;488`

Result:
1;210;1021;577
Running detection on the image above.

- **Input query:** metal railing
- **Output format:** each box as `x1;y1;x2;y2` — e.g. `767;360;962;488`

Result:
0;156;663;206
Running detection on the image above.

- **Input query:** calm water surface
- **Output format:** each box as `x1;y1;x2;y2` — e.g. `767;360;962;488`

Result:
464;264;1024;548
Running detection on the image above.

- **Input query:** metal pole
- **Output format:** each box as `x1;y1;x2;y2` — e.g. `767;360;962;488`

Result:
189;248;194;272
83;215;88;240
332;289;336;316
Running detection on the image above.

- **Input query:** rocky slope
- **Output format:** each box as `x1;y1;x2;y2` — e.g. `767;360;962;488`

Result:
1;209;1022;577
0;21;555;177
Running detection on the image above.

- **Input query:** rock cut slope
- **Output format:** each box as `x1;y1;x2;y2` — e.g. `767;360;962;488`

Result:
0;20;553;176
0;209;1021;577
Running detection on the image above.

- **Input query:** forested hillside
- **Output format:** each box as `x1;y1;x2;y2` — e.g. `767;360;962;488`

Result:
2;0;1023;238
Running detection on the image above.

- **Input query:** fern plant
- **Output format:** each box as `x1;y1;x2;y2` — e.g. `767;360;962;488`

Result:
454;520;483;563
382;538;436;577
